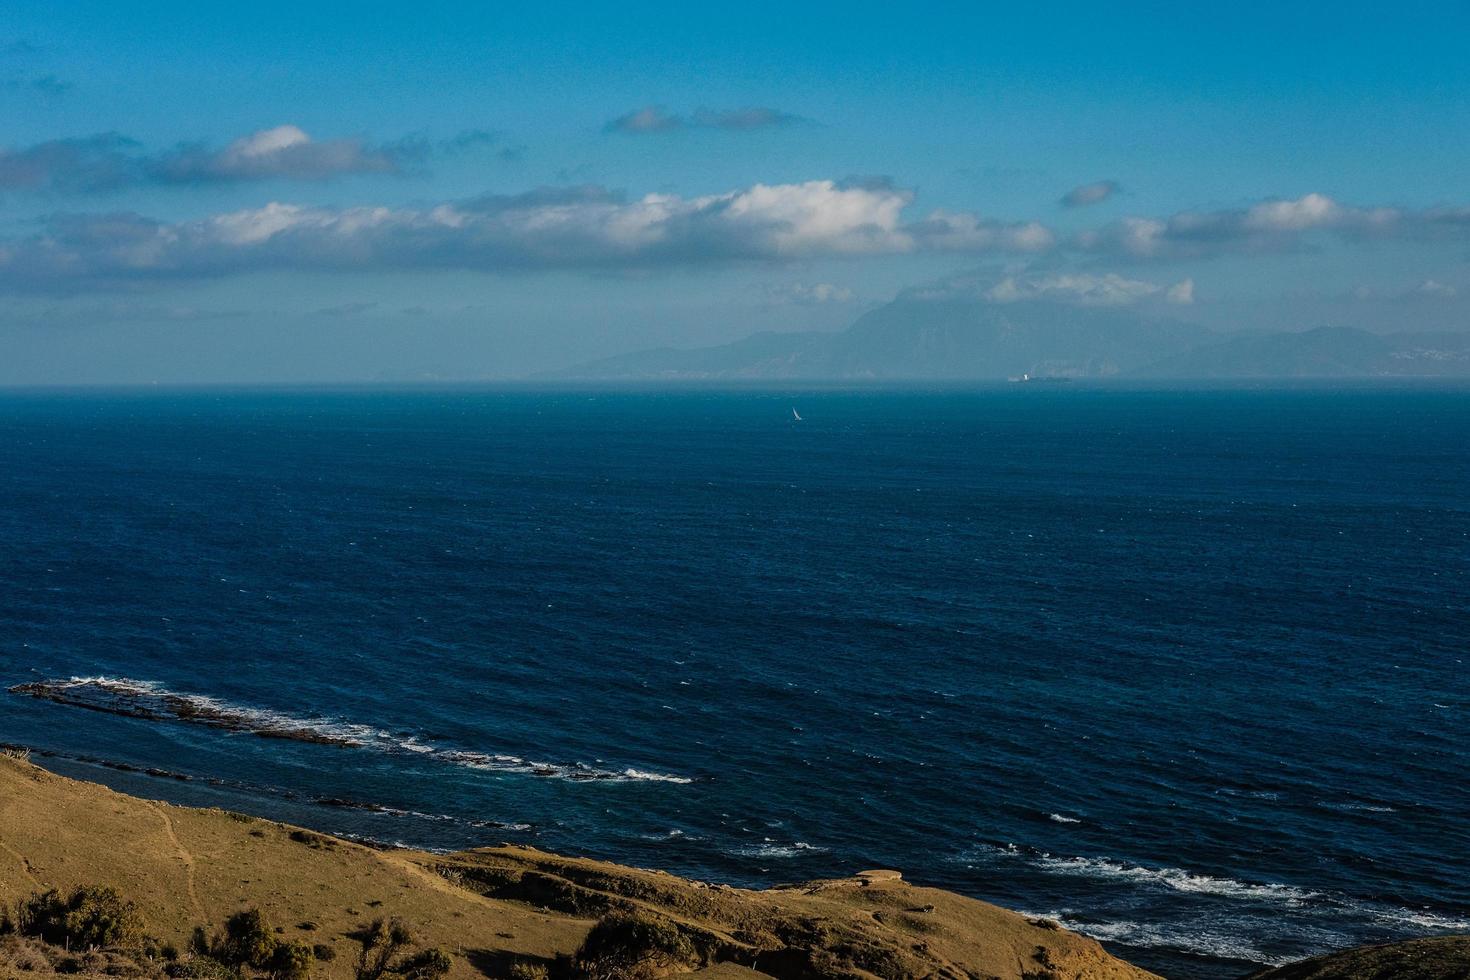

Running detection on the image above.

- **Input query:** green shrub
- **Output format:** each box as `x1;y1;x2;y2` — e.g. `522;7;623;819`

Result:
570;911;699;980
310;944;336;962
221;909;278;968
354;919;412;980
268;940;314;980
167;954;245;980
352;919;450;980
508;961;549;980
13;887;143;950
397;948;450;980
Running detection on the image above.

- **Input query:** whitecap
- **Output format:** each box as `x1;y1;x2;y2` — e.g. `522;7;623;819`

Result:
732;839;825;859
12;676;692;786
1032;854;1319;903
1024;912;1288;967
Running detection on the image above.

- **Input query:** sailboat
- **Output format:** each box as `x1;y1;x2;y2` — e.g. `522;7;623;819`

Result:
792;408;803;421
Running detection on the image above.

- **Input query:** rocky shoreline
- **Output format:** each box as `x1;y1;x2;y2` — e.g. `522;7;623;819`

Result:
0;755;1464;980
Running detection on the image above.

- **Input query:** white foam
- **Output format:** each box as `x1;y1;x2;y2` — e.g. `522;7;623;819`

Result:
1035;854;1319;903
1048;813;1082;824
1025;912;1288;966
622;768;694;784
1366;907;1470;931
733;839;825;859
1317;801;1397;814
16;676;692;786
957;843;1317;906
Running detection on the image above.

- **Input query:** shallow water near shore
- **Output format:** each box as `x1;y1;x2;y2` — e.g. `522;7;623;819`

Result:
1;384;1466;979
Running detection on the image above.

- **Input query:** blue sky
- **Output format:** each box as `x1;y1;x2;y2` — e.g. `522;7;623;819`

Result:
3;1;1469;382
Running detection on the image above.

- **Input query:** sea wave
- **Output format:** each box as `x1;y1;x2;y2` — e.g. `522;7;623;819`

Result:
1316;801;1397;814
732;839;825;859
1033;854;1320;903
10;676;691;785
1025;912;1289;967
1366;907;1470;931
957;843;1318;906
968;843;1470;948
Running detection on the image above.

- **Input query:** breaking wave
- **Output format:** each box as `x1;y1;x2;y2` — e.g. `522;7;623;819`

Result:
731;840;825;859
1024;912;1289;966
1032;853;1320;904
11;676;691;785
957;842;1318;906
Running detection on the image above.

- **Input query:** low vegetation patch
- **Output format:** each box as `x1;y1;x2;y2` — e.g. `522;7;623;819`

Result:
0;886;449;980
351;918;451;980
569;911;702;980
4;885;144;951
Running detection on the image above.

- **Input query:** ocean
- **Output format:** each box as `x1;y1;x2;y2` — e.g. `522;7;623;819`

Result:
1;384;1465;978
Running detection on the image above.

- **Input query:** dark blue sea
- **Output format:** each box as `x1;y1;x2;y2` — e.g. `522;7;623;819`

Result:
1;385;1466;979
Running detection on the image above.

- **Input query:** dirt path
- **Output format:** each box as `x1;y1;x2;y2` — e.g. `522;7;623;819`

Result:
0;838;41;889
144;801;207;925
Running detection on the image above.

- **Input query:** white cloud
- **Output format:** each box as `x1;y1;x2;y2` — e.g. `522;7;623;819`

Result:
771;282;855;304
1076;193;1426;259
1166;278;1195;304
0;179;1052;288
605;105;803;133
1416;279;1457;297
156;125;409;182
9;183;1470;292
0;125;424;193
907;210;1054;252
1060;180;1120;208
984;272;1191;306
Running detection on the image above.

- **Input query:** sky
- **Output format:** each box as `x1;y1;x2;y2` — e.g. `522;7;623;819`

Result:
2;0;1469;383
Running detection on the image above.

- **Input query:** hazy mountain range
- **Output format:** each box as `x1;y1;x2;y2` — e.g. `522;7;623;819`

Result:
554;295;1470;380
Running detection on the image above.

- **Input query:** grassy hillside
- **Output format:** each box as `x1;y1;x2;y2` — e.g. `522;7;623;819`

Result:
0;755;1157;980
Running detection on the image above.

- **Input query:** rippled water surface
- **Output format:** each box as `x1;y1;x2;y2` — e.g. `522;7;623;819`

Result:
1;385;1466;978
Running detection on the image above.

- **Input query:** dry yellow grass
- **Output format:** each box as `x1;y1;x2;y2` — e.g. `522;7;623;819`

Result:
0;756;1158;979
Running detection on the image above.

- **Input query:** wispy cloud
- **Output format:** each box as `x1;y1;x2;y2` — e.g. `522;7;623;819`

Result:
3;74;73;97
1060;179;1119;207
0;179;1051;290
0;133;142;193
1414;279;1457;298
155;125;410;183
912;269;1191;307
986;272;1193;306
1073;193;1462;258
604;105;804;134
0;124;517;194
4;184;1468;293
768;282;856;304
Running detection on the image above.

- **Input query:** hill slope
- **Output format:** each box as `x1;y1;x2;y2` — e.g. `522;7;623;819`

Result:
556;299;1200;380
1246;936;1470;980
555;296;1470;381
1133;326;1470;378
0;755;1156;980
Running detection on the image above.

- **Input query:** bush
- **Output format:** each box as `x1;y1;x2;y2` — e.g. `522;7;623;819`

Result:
13;887;143;951
220;909;278;969
352;920;449;980
570;911;699;980
168;955;245;980
354;919;412;980
268;940;314;980
508;961;549;980
311;944;336;962
397;948;450;980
